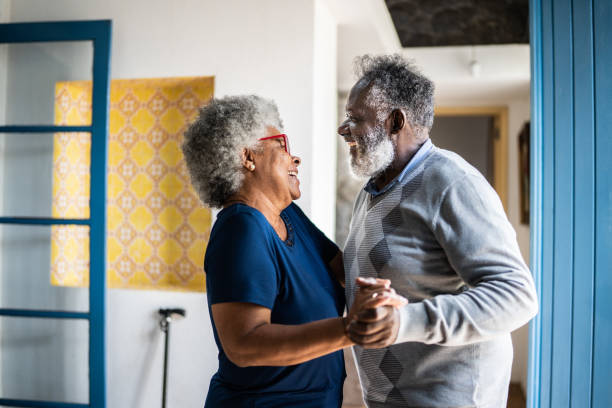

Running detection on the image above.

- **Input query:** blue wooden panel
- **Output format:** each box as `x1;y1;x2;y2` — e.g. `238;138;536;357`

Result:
550;0;575;406
0;217;89;225
0;20;111;43
527;1;544;407
592;0;612;406
88;20;112;408
0;398;88;408
0;309;89;319
533;0;557;406
528;0;612;408
0;125;92;133
531;0;612;407
570;0;595;406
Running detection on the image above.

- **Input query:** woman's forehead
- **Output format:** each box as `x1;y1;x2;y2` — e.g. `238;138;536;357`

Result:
265;125;281;137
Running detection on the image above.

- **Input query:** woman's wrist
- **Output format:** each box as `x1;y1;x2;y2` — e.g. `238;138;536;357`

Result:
340;316;354;346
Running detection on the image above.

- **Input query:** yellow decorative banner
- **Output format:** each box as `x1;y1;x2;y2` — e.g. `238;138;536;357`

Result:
51;77;214;291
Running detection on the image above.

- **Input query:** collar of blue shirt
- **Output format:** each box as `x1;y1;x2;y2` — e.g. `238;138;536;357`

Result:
364;138;434;198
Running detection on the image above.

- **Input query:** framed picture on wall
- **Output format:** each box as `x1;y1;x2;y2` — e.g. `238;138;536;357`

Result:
518;121;530;224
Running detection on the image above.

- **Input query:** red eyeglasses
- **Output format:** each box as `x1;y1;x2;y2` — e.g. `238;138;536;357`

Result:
258;133;290;154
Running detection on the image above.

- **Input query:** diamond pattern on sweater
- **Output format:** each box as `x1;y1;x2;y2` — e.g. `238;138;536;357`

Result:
356;348;392;402
382;205;402;235
380;348;403;383
401;170;424;201
386;387;408;405
369;238;391;272
380;346;408;404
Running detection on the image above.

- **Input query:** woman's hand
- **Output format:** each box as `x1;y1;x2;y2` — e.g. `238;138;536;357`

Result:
328;251;345;287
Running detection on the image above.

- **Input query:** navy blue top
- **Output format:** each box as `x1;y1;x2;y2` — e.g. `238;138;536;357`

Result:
204;203;345;408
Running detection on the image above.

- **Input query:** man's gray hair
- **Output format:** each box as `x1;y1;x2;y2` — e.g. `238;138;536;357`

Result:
355;54;435;139
182;95;283;208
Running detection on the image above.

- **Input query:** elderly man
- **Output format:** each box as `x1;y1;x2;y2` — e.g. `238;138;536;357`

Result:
339;54;538;408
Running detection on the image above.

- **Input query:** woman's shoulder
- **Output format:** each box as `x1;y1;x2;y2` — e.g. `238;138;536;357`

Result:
282;202;307;220
205;205;276;269
211;204;271;240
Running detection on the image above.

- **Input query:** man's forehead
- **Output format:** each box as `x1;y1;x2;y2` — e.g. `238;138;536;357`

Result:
349;78;371;100
346;79;374;113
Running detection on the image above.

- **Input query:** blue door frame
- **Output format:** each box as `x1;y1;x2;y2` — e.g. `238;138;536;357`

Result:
0;20;112;408
528;0;612;407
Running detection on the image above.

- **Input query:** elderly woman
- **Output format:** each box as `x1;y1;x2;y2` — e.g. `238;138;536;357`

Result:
182;95;405;407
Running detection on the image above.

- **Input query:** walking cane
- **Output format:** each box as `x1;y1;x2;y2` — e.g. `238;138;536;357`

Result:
158;308;186;408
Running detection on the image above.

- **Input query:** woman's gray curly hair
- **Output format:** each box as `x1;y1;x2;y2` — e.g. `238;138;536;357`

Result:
355;54;435;140
182;95;283;208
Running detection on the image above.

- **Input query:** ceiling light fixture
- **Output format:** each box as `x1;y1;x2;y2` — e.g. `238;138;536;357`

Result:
469;46;481;78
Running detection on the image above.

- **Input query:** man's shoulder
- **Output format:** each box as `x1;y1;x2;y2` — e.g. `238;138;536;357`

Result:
420;147;485;192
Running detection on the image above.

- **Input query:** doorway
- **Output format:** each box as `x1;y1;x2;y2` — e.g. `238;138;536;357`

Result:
433;106;509;211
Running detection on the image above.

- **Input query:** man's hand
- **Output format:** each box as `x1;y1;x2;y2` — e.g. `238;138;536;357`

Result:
347;305;400;348
346;277;404;348
346;278;406;321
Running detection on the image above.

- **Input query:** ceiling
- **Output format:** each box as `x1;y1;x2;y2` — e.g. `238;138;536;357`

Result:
385;0;529;47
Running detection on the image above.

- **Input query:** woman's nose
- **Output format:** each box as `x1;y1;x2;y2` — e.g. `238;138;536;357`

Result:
292;156;301;166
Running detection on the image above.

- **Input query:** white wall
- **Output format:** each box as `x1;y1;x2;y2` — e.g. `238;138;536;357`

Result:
10;0;318;214
311;0;338;238
6;0;338;406
331;0;400;93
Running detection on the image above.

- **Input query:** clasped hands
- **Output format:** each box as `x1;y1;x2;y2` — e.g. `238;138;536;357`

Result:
344;277;407;349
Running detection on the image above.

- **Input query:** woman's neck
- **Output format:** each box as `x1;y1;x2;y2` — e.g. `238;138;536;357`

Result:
224;189;288;240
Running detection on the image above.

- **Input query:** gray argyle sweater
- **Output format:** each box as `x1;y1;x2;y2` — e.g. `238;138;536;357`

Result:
344;144;538;408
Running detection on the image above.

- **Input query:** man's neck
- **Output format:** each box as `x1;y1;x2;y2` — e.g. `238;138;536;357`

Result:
373;138;427;190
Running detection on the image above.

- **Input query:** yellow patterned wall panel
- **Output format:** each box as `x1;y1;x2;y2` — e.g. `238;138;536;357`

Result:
51;77;214;292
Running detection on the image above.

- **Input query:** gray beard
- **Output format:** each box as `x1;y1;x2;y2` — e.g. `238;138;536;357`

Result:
349;125;394;179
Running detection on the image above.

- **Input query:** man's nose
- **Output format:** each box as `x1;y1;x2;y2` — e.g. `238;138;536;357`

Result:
337;120;349;137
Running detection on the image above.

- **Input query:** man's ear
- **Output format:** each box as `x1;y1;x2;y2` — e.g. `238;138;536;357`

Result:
389;109;406;135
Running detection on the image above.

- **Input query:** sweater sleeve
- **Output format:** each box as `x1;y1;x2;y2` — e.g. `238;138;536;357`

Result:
393;174;538;346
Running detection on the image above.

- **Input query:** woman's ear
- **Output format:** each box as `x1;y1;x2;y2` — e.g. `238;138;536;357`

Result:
242;148;256;172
